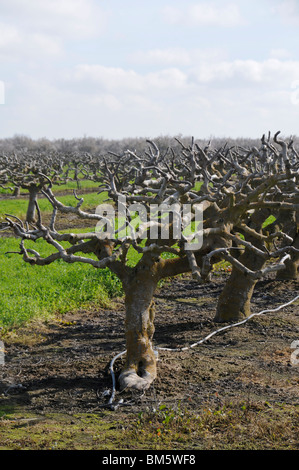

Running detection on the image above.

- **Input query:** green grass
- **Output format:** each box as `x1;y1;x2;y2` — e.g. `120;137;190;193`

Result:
0;188;173;329
0;190;277;330
0;399;297;449
0;229;176;329
0;189;118;329
51;179;100;192
0;191;108;220
0;236;122;329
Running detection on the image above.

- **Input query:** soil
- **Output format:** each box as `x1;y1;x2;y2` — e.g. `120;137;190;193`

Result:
1;273;299;450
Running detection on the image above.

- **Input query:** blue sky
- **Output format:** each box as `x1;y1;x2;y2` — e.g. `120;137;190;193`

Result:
1;0;299;140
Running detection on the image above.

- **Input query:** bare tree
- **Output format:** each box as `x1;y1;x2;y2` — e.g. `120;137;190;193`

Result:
214;132;299;320
3;132;298;391
0;150;97;222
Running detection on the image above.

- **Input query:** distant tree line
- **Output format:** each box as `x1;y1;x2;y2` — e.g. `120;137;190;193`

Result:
0;133;280;158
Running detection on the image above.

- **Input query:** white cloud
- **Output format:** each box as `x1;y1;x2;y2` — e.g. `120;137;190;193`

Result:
190;59;299;88
146;68;187;90
29;34;63;57
86;93;122;112
1;1;299;141
270;48;292;60
0;0;106;38
4;68;299;141
46;56;298;139
129;47;226;67
162;2;244;27
271;0;299;24
71;64;188;93
0;23;20;49
72;65;144;93
0;0;106;62
0;26;63;60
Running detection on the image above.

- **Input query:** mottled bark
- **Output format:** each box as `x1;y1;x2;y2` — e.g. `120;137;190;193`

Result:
13;186;20;197
118;251;207;390
214;249;265;322
276;230;299;280
271;212;299;280
26;186;39;223
215;211;268;322
119;260;159;391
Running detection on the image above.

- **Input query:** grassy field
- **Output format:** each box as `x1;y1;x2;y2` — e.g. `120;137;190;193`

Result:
0;235;124;329
0;186;157;329
0;187;123;329
0;191;105;221
0;185;276;330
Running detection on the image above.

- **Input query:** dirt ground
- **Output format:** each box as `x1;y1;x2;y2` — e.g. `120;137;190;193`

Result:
0;273;299;450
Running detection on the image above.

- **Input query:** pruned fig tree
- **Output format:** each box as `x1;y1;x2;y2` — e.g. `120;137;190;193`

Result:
214;131;299;320
3;132;298;391
0;150;97;222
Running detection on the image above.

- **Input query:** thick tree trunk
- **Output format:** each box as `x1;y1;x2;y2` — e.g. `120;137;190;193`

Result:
276;231;299;280
13;186;20;197
26;186;39;223
119;268;158;391
214;251;265;322
215;212;267;322
117;251;206;391
277;259;299;280
267;211;299;280
214;209;270;322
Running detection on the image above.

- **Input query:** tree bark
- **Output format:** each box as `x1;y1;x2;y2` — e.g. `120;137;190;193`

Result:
13;186;20;197
215;210;267;322
214;249;265;322
276;230;299;280
267;211;299;280
26;186;39;223
119;262;159;391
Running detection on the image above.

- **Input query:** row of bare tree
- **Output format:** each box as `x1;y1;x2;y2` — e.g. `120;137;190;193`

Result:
1;131;298;391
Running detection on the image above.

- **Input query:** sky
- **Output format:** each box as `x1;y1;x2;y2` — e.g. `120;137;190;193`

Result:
0;0;299;141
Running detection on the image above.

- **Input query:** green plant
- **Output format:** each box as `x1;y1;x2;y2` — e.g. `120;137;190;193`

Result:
0;236;122;328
